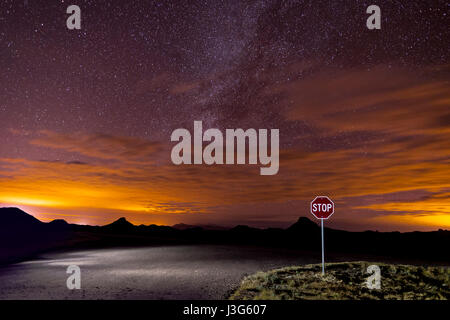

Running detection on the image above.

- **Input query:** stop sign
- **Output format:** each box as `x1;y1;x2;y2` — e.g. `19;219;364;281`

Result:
310;196;334;219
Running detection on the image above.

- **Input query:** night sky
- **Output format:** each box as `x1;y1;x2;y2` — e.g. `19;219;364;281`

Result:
0;0;449;231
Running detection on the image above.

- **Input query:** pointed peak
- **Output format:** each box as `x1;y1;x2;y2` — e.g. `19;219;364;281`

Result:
297;216;317;224
114;217;133;225
287;216;319;231
105;217;134;228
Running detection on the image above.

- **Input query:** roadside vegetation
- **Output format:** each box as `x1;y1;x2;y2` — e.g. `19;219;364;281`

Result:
229;262;449;300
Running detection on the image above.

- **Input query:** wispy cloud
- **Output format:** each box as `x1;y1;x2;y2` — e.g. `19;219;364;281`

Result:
1;65;449;230
30;131;164;162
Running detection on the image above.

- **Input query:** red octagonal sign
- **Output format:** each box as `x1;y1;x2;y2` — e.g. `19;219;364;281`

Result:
310;196;334;219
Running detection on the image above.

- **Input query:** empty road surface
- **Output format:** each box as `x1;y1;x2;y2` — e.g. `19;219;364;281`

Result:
0;245;319;299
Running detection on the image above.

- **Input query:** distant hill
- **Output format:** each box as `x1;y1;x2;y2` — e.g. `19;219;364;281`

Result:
172;223;229;231
287;217;320;233
0;207;43;230
48;219;69;228
0;207;449;265
0;207;72;265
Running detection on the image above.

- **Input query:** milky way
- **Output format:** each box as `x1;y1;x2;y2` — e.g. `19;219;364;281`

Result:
0;1;449;230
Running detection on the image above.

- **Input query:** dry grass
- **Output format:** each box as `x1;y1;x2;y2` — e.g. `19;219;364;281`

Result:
229;262;450;300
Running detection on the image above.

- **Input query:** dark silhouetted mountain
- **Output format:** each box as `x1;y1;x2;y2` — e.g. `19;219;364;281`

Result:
48;219;69;226
230;225;261;234
0;207;43;230
102;217;135;232
229;225;248;231
0;207;73;265
172;223;197;230
0;207;449;265
287;217;319;233
47;219;70;231
172;223;230;231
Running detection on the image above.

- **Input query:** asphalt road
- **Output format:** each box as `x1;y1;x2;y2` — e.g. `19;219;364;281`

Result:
0;245;319;299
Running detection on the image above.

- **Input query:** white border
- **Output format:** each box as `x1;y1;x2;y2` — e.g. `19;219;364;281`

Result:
310;195;335;220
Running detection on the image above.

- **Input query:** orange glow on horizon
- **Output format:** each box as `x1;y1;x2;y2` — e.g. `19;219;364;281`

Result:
1;66;449;231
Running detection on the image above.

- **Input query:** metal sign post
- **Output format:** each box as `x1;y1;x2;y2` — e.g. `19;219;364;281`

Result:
310;196;334;275
321;218;324;275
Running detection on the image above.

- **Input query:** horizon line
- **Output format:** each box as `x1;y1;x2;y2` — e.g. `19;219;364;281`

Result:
1;206;448;234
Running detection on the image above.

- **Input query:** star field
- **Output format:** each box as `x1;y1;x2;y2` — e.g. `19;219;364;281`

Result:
0;1;449;230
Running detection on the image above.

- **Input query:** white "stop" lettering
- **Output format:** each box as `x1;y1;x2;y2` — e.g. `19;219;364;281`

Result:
312;203;332;212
